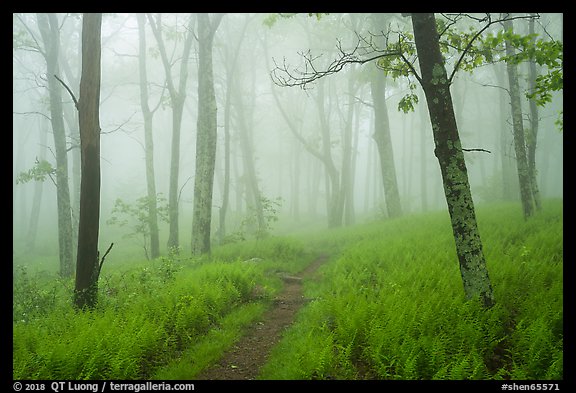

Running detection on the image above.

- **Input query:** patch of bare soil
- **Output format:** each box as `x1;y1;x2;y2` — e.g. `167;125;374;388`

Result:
195;254;328;380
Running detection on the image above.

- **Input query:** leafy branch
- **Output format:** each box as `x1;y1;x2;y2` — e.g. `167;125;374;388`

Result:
15;158;57;187
269;13;544;106
106;194;169;259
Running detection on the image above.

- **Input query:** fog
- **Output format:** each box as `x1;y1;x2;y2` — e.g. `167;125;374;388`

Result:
13;13;563;266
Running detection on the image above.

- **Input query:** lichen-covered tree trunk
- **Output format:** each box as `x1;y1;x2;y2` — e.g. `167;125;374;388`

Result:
411;13;495;308
36;13;74;278
74;13;102;310
503;18;534;220
137;14;160;259
191;13;223;255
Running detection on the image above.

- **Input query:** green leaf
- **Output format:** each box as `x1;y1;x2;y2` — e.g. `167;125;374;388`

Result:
398;93;419;114
15;159;56;184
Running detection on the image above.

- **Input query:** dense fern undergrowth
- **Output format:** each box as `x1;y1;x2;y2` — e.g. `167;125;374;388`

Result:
13;200;562;380
260;199;563;380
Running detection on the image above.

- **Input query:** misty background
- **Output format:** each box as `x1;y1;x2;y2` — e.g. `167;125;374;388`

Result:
13;13;563;267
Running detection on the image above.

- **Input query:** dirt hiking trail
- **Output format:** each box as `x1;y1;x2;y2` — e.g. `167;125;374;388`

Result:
196;254;328;380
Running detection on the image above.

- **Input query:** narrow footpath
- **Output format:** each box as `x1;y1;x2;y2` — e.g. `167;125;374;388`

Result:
195;254;328;380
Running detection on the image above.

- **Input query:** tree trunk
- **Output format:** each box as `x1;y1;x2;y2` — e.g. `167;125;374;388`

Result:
419;103;429;212
74;13;102;310
370;62;403;219
26;121;48;251
233;74;266;236
493;62;516;200
340;69;356;226
61;39;82;259
136;14;160;259
316;80;342;227
191;13;223;255
290;138;301;221
62;102;80;261
147;13;195;254
527;16;542;211
36;13;74;278
267;63;340;228
370;13;403;219
503;18;534;220
226;17;265;238
411;13;495;308
219;61;232;244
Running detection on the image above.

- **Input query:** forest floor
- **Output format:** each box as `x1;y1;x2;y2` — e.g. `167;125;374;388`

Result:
195;254;328;380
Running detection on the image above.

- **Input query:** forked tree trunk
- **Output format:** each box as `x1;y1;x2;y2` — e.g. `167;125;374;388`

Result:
147;13;195;254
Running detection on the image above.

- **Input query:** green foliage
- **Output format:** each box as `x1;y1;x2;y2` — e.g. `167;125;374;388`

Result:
263;13;329;28
212;235;309;273
262;14;280;29
376;15;562;119
15;159;56;185
153;302;267;379
13;266;69;323
482;29;563;109
438;21;493;72
376;31;415;80
106;194;169;259
260;200;563;380
398;88;419;113
226;196;283;243
13;254;280;380
13;201;562;380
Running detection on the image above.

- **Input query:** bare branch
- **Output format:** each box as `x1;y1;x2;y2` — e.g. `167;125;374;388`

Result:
352;95;373;108
54;74;79;110
66;143;80;153
178;176;193;205
270;33;403;90
13;111;52;121
15;14;45;59
150;81;168;114
462;148;492;153
97;243;114;279
100;112;138;135
469;79;510;95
